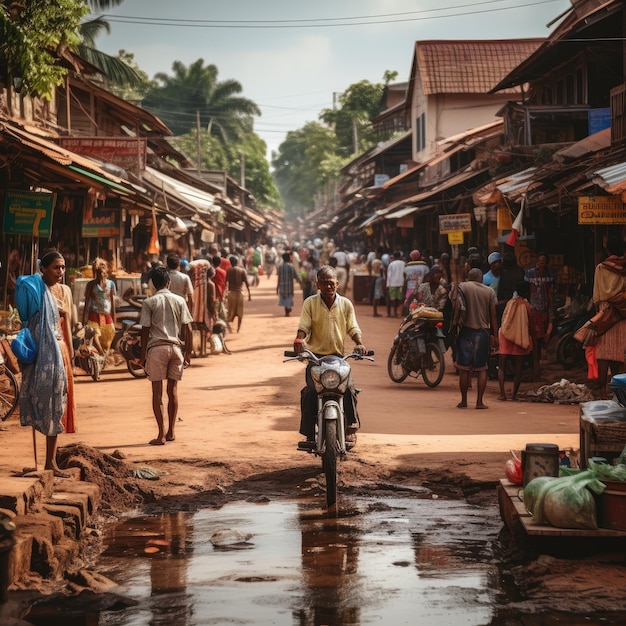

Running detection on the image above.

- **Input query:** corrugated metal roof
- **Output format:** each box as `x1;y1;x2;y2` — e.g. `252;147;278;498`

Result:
417;39;543;95
592;162;626;194
142;167;219;215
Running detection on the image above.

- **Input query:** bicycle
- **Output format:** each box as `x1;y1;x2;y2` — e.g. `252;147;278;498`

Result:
0;341;19;421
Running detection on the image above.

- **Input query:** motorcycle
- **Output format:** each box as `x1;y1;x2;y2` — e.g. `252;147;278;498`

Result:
553;294;595;369
73;324;106;382
112;293;147;378
387;306;447;387
284;348;374;509
113;321;147;378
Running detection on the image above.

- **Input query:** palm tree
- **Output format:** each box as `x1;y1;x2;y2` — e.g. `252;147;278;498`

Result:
80;2;144;88
141;59;261;143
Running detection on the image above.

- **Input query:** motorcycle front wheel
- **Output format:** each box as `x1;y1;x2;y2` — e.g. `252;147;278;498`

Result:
387;343;409;383
322;420;338;509
90;357;101;382
556;332;584;369
421;342;445;387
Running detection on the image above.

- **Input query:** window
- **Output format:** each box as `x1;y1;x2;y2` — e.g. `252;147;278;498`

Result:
415;113;426;152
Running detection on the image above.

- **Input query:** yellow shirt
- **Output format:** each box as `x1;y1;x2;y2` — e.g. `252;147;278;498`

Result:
298;293;361;356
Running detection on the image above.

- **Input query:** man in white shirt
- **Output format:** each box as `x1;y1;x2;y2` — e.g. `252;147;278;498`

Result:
166;254;194;312
386;251;406;317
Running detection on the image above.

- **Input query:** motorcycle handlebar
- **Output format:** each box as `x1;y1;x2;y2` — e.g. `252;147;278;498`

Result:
283;350;374;359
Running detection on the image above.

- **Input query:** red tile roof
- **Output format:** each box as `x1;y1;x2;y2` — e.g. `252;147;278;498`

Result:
415;39;543;95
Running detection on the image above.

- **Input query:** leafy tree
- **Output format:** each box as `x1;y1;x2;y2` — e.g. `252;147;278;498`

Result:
272;73;398;219
0;0;88;99
141;59;261;142
173;130;282;210
320;79;389;155
272;122;339;219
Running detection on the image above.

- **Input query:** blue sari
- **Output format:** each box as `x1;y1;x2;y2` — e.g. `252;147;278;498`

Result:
18;275;67;436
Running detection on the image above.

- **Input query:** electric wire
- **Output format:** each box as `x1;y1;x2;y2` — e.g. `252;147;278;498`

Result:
96;0;563;29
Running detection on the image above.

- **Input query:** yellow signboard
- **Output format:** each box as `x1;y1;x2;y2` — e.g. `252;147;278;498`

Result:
578;196;626;224
447;231;464;245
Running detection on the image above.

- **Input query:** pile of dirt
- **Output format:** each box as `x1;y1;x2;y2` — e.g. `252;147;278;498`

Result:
57;444;154;516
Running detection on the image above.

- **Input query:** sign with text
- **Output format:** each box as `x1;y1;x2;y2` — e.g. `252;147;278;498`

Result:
439;213;472;233
447;231;464;244
3;190;54;237
82;204;120;238
59;137;146;171
578;196;626;224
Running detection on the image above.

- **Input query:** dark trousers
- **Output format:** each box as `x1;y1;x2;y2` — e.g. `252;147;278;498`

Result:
299;363;359;439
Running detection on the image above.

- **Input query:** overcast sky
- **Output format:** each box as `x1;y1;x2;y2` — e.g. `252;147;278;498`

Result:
92;0;573;158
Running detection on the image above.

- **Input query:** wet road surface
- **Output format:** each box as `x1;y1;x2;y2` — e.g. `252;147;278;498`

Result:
96;493;502;625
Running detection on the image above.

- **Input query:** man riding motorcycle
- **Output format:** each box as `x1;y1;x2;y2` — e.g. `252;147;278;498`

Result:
293;265;369;449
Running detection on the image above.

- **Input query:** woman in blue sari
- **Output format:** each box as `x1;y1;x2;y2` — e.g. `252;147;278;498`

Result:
16;252;68;476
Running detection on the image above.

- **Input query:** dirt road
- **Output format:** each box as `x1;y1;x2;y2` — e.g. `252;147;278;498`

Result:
3;271;626;616
1;272;581;491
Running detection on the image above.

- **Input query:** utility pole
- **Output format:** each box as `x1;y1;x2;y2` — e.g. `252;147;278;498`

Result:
352;117;359;154
196;110;201;177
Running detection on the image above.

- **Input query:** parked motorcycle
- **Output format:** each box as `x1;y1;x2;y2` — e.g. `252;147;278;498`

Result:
112;293;147;378
73;325;106;382
114;322;147;378
284;348;374;509
554;294;594;369
387;306;447;387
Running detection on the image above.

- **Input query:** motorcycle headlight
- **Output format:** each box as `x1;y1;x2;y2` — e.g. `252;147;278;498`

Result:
320;369;342;389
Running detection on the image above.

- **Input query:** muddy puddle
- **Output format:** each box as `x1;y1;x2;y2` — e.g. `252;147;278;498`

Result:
20;491;625;625
93;492;499;625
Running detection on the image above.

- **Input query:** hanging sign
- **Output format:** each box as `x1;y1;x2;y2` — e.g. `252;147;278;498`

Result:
82;204;120;238
578;196;626;224
447;231;464;244
497;207;513;230
439;213;472;233
3;190;54;237
59;137;147;172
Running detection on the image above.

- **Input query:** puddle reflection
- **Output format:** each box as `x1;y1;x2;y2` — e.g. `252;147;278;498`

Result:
97;496;500;625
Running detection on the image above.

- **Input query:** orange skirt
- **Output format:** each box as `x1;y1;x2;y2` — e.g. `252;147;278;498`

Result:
58;339;76;433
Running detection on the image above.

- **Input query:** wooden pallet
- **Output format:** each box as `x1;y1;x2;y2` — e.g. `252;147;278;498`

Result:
497;479;626;537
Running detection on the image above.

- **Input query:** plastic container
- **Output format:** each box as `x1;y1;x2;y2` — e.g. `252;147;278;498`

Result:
610;374;626;407
598;480;626;530
521;443;560;487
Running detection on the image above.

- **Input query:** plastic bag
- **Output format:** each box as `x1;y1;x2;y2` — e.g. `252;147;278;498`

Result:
504;450;523;485
12;327;38;364
525;471;605;529
523;475;559;514
588;458;626;482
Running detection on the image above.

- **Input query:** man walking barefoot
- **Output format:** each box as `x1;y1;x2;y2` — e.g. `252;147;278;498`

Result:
454;268;498;409
140;266;193;445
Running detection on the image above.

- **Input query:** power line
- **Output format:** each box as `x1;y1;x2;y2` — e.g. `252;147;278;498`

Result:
97;0;563;29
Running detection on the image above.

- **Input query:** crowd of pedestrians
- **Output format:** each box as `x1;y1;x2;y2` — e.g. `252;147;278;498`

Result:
10;234;626;471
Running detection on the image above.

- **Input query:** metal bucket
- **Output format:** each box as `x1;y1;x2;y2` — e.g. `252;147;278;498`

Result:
521;443;560;487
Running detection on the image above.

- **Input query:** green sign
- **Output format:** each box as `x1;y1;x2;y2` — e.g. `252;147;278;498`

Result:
3;190;54;237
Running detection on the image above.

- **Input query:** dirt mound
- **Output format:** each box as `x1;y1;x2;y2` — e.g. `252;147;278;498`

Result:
57;444;150;515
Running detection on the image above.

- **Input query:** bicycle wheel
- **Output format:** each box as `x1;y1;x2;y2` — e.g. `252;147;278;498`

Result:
0;366;19;421
387;343;409;383
421;342;445;388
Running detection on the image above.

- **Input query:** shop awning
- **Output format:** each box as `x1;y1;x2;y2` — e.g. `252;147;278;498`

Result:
141;166;220;216
384;206;422;219
0;119;141;195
